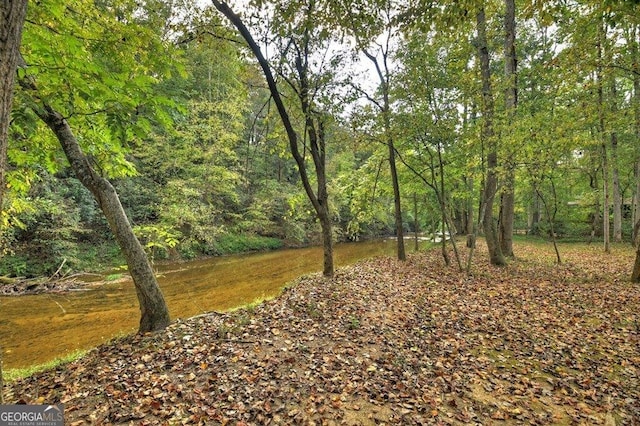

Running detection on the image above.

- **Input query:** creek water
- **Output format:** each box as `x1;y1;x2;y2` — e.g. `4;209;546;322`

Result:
0;239;403;370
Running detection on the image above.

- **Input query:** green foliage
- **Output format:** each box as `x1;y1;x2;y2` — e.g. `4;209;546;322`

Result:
0;255;28;278
5;0;640;277
105;273;125;282
16;0;182;170
0;173;84;277
134;225;181;261
212;234;283;255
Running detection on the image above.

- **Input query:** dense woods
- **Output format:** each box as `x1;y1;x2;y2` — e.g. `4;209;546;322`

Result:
2;0;640;281
1;1;640;422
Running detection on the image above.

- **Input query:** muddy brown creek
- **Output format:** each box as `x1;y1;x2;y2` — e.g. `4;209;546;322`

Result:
0;240;403;370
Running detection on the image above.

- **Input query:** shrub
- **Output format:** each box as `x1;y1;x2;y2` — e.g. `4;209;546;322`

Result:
213;234;283;255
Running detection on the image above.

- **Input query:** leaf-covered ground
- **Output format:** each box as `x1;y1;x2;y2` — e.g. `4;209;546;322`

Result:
5;241;640;425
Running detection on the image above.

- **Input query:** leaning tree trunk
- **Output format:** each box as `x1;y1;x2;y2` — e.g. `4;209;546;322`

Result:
212;0;335;277
0;0;28;216
296;20;334;277
476;5;506;266
34;105;170;332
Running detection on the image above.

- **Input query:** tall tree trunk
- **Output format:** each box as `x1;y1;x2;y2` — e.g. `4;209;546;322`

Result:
357;22;405;261
499;173;515;255
413;192;419;251
529;189;541;234
462;104;474;239
436;142;462;269
611;132;622;243
632;24;640;244
34;105;170;332
0;0;28;216
306;119;334;278
294;11;334;277
597;21;610;253
368;48;405;261
499;0;517;257
212;0;335;276
476;4;506;266
318;207;334;277
589;172;601;244
635;158;640;245
602;146;611;252
388;135;406;261
610;80;622;243
633;219;640;282
465;176;474;235
0;1;27;402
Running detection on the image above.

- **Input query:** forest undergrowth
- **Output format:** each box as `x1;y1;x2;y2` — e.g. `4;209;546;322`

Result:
4;241;640;425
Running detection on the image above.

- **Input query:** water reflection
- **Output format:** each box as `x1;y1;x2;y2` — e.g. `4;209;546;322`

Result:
0;239;402;369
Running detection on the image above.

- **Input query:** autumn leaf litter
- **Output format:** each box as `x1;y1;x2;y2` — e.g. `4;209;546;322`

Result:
6;242;640;425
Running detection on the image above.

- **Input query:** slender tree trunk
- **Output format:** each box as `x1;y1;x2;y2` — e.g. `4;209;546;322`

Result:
540;196;561;264
610;80;622;243
34;105;170;332
296;22;334;277
585;167;600;243
465;176;474;235
462;104;474;239
596;21;610;253
499;0;517;257
635;155;640;246
635;158;640;244
360;40;405;261
212;0;335;276
377;57;405;261
476;5;506;266
388;136;406;260
436;143;462;270
0;0;28;216
318;207;334;277
633;219;640;282
309;121;334;277
529;189;541;234
499;174;515;255
534;179;562;264
440;211;450;266
396;144;462;269
432;215;437;242
611;131;622;243
602;144;611;252
413;192;419;252
632;24;640;244
590;185;601;243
